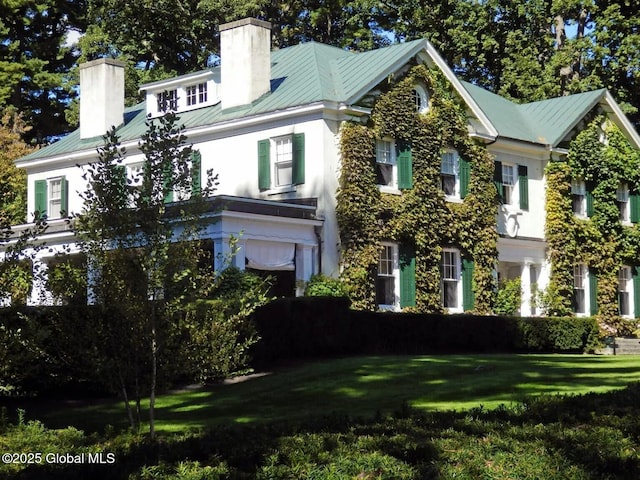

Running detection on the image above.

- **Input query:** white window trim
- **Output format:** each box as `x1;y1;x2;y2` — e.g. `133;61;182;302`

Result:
149;80;219;117
375;138;398;192
441;248;462;313
441;149;460;201
501;163;518;208
377;242;400;310
413;85;429;114
47;177;64;220
619;266;633;318
574;263;590;317
571;178;587;218
272;135;294;189
617;182;630;224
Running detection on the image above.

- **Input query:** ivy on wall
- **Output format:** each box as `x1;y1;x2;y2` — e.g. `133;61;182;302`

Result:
337;65;497;313
545;116;640;334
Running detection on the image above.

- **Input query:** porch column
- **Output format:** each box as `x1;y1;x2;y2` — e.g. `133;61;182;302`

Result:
295;244;314;296
29;258;53;306
214;237;245;272
521;263;532;316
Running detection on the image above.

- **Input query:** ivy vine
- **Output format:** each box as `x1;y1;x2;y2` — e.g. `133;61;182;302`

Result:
337;65;497;313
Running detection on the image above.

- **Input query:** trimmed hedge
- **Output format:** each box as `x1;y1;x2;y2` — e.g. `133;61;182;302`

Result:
251;297;601;366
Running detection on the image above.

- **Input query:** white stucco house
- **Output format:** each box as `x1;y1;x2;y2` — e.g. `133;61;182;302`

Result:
9;18;640;315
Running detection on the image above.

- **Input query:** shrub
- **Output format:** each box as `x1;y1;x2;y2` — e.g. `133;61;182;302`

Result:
494;277;522;316
304;274;348;297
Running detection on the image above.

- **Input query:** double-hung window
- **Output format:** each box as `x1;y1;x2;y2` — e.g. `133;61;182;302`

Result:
186;83;208;106
49;178;63;218
157;89;178;112
258;134;305;191
501;164;515;205
34;177;68;220
376;244;397;308
572;178;587;216
441;249;460;310
619;266;632;317
440;150;458;198
376;139;396;187
617;183;630;222
573;264;587;315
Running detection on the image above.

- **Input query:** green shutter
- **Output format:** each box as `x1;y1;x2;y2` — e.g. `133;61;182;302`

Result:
399;244;416;308
258;139;271;190
191;151;202;196
634;267;640;317
396;141;412;189
630;193;640;223
113;166;127;207
586;183;594;217
459;156;470;199
35;180;47;218
292;133;305;185
462;258;475;311
518;165;529;211
59;177;68;216
589;271;598;316
493;161;503;203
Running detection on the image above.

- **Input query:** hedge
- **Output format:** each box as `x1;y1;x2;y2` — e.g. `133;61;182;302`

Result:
250;297;601;366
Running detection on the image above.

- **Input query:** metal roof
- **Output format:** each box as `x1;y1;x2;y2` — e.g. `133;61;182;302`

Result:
20;39;632;162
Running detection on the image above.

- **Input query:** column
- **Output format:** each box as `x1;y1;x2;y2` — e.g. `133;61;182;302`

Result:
295;244;314;296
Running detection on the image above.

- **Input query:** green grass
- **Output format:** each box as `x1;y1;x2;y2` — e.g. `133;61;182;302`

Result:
31;354;640;433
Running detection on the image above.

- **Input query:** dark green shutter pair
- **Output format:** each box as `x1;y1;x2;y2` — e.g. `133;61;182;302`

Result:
258;134;305;190
398;246;474;311
34;178;68;218
493;161;529;210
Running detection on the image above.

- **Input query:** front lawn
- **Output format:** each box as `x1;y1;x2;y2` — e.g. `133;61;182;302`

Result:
29;354;640;433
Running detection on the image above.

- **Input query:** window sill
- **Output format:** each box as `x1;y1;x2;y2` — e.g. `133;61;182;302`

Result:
266;185;297;196
445;195;462;204
378;304;399;312
378;186;402;195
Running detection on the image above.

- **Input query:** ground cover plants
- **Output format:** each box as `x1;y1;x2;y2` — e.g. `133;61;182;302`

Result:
1;354;639;479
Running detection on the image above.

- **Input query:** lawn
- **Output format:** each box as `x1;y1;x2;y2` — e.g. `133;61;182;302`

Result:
31;353;640;433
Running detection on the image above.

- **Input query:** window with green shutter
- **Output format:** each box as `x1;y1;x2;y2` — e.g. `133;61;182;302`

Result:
399;244;416;308
461;258;475;311
35;180;47;218
493;161;503;203
630;192;640;223
589;271;598;316
258;139;271;190
518;165;529;210
586;182;594;217
396;141;412;189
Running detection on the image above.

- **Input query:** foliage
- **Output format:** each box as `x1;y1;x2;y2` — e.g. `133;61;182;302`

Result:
494;277;522;316
304;274;348;297
0;1;85;143
184;267;272;383
45;256;87;306
0;110;31;225
545;117;640;333
337;65;497;313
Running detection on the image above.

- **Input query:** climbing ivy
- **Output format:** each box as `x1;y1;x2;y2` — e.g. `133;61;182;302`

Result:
545;116;640;334
337;65;497;313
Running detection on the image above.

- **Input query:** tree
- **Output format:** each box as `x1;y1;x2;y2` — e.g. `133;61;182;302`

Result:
0;1;86;144
0;110;32;226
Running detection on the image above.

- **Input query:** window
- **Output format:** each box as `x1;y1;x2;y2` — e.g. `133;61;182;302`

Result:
440;150;459;197
49;178;63;218
617;183;630;222
501;164;515;205
376;244;397;307
573;264;586;315
412;85;429;113
442;249;460;309
376;139;396;187
186;83;208;106
572;178;586;216
157;89;177;112
619;266;631;317
258;134;305;191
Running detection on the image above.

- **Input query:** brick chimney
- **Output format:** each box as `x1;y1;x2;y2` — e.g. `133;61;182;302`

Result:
219;18;272;110
79;58;125;139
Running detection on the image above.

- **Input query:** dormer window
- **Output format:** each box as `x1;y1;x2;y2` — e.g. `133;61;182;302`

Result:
186;83;208;106
157;89;178;112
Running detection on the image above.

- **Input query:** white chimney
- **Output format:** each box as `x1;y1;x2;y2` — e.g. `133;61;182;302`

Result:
219;18;272;110
79;58;125;139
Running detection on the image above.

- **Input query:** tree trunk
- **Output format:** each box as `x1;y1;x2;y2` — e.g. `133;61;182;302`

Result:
119;373;136;430
149;304;158;439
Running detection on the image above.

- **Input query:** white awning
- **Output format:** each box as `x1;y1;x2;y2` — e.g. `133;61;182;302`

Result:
245;240;295;271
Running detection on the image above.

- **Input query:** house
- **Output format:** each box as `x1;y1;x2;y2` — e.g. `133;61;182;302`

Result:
10;18;640;318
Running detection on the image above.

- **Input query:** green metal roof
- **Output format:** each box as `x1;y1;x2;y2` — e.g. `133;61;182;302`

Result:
22;38;615;162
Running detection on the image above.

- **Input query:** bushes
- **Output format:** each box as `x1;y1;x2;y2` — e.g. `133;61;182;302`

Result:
251;298;602;365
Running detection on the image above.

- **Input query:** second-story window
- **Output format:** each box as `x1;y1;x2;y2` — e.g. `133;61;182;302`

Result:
375;139;396;187
157;89;178;112
572;178;586;216
617;182;630;222
440;150;459;197
501;164;515;205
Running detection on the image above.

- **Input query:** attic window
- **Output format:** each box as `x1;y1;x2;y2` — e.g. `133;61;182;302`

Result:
186;83;208;106
412;85;429;113
157;89;178;112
